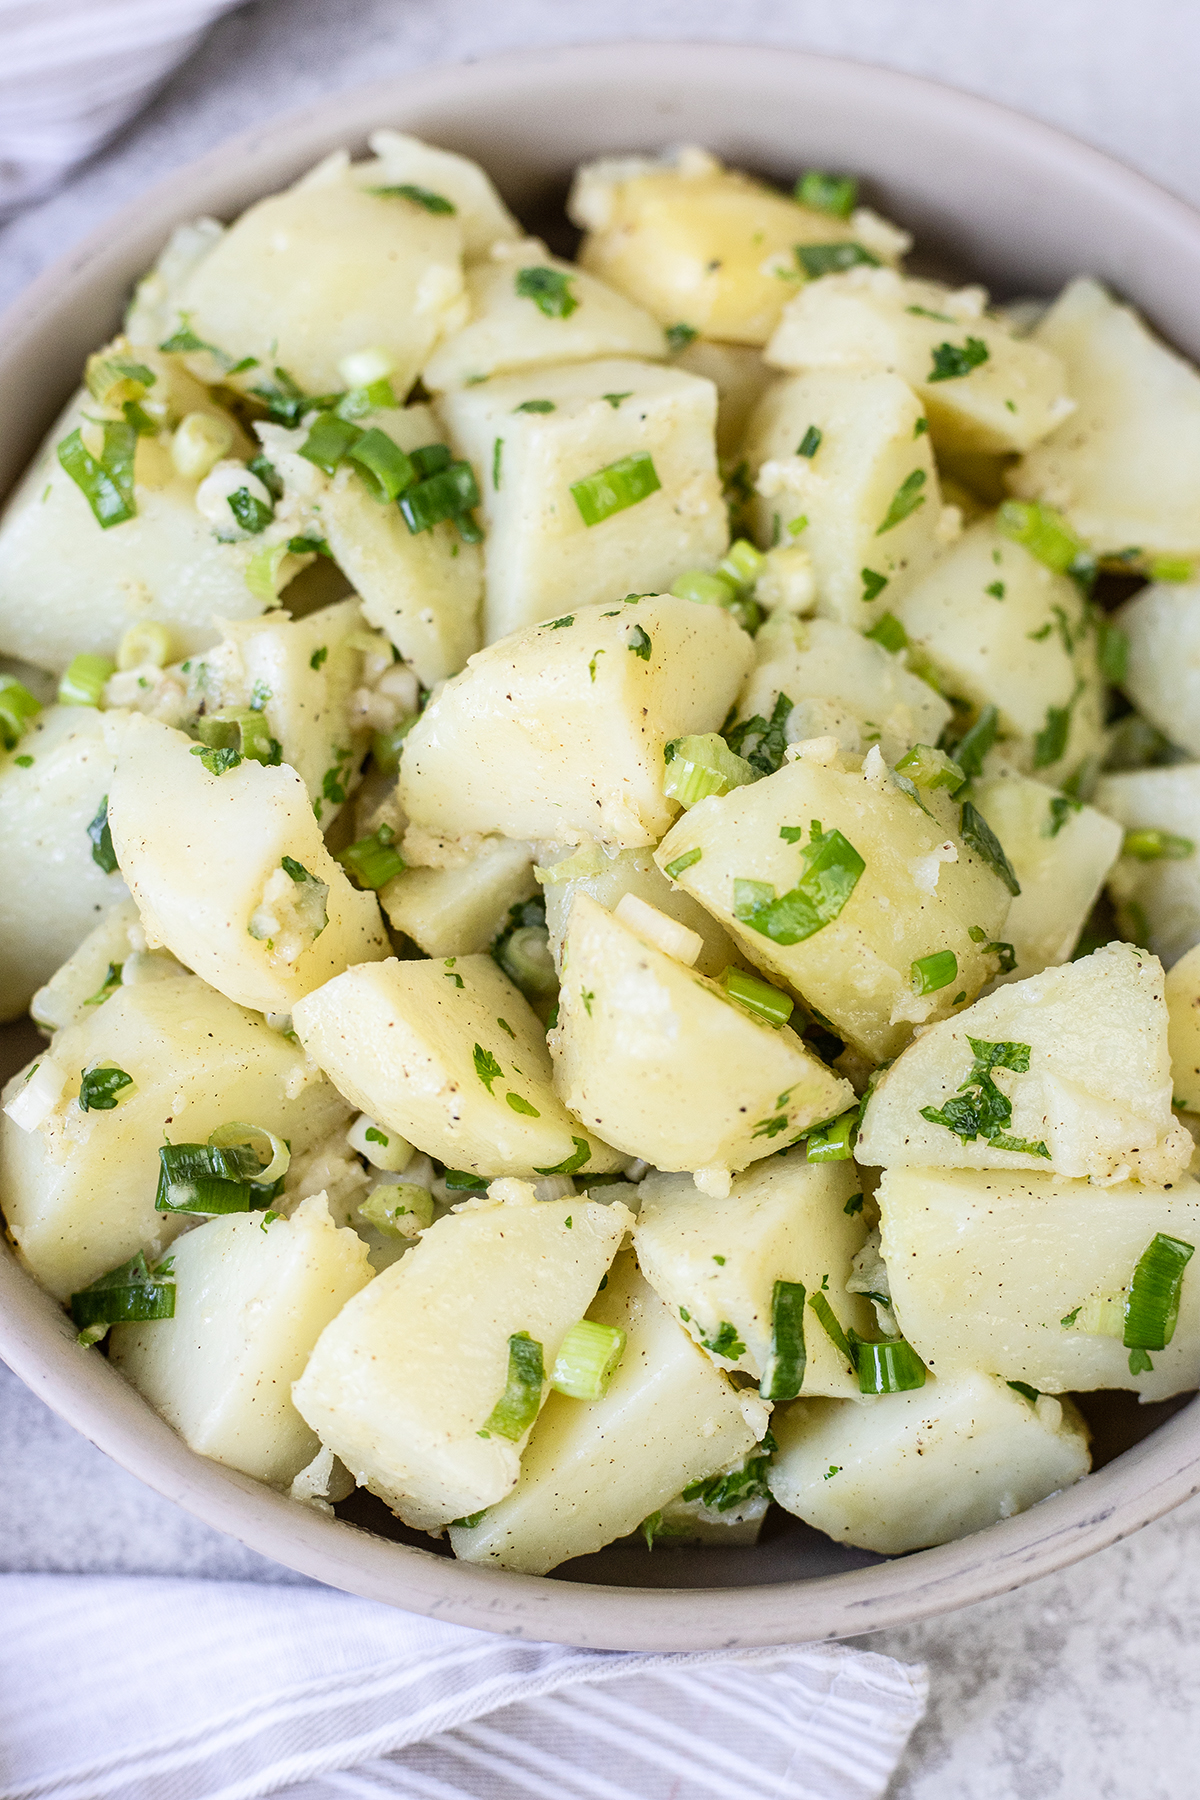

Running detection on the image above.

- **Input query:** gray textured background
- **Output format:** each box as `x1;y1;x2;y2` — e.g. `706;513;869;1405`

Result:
4;3;1200;1795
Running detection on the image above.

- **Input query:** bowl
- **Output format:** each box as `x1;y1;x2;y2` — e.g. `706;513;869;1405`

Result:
4;40;1200;1651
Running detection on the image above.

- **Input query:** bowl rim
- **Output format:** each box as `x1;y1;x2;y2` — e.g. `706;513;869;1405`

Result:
4;37;1200;1651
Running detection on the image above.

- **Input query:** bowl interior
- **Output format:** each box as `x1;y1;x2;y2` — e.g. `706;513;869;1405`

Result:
4;40;1200;1647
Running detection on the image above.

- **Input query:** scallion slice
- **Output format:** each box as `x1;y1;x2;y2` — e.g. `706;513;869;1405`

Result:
662;733;755;808
864;611;908;654
58;421;138;528
155;1140;279;1215
856;1336;927;1394
69;1250;175;1344
795;170;857;218
805;1108;858;1161
953;705;999;780
299;413;361;475
345;428;414;503
719;966;794;1028
997;499;1095;590
809;1290;855;1365
1123;828;1195;862
409;443;452;479
398;461;481;534
481;1331;545;1439
894;743;965;792
0;674;41;750
196;708;281;766
85;352;154;408
337;826;405;889
759;1280;807;1400
911;949;958;994
664;846;702;879
670;569;740;608
570;453;661;527
927;337;989;382
1123;1232;1195;1353
358;1182;434;1236
796;241;879;278
58;653;115;708
207;1121;291;1185
550;1319;627;1399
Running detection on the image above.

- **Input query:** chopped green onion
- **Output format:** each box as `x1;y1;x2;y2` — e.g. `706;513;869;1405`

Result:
482;1331;545;1439
337;826;405;889
928;337;990;382
336;378;399;420
58;421;138;527
894;744;965;793
664;847;702;879
571;452;661;527
876;469;927;535
345;428;414;502
515;266;578;318
207;1120;291;1184
78;1064;134;1112
719;966;794;1028
87;796;118;873
1150;555;1194;583
733;820;865;945
58;652;115;708
117;621;172;671
797;424;823;458
861;568;888;602
249;367;312;426
494;922;558;999
954;705;999;779
960;800;1020;895
69;1250;175;1343
662;733;755;807
857;1336;926;1393
409;443;452;479
492;436;503;490
0;674;41;750
85;352;154;407
1096;617;1129;683
1123;828;1195;861
1123;1232;1195;1351
155;1139;279;1214
1008;1380;1041;1406
665;322;698;352
371;716;418;773
227;487;274;534
359;1183;434;1235
997;499;1094;590
720;539;766;587
912;949;958;994
805;1108;858;1161
760;1280;807;1400
399;461;481;534
670;569;740;607
795;170;857;218
367;182;455;213
796;242;879;277
550;1319;627;1399
196;708;281;766
864;612;908;654
809;1290;855;1363
299;413;361;475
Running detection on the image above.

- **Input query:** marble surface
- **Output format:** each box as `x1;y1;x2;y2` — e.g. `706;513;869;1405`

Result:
4;2;1200;1794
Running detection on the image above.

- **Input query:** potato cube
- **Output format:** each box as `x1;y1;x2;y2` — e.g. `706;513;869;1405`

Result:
767;1370;1090;1554
292;955;622;1181
448;1249;765;1572
398;594;751;849
437;359;727;640
1167;944;1200;1112
0;972;352;1298
857;942;1189;1184
548;894;852;1182
1092;764;1200;968
654;753;1012;1062
107;713;388;1015
29;900;146;1034
291;1184;633;1530
539;843;739;979
633;1158;873;1396
743;369;944;622
675;339;773;459
361;129;520;259
381;837;537;958
765;269;1073;456
878;1165;1200;1401
1115;580;1200;759
109;1195;373;1486
1010;278;1200;557
971;773;1122;981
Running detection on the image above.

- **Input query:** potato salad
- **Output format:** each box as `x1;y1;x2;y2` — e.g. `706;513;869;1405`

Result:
6;135;1200;1573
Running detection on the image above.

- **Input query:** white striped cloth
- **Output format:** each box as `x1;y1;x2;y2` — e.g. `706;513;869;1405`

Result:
0;0;245;218
0;1574;926;1799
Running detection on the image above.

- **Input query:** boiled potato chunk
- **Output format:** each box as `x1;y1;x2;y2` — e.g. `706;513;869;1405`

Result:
633;1158;873;1396
399;595;751;849
1093;764;1200;968
108;715;387;1014
878;1166;1200;1402
858;943;1190;1184
972;773;1122;981
744;369;943;623
655;753;1012;1062
170;153;465;401
291;1184;632;1530
1167;944;1200;1112
1010;277;1200;557
736;613;951;764
549;894;852;1181
361;129;520;258
381;837;537;957
292;955;621;1181
539;843;739;978
765;270;1073;456
423;238;666;389
893;514;1105;786
0;705;133;1020
30;900;186;1034
449;1249;766;1572
109;1195;373;1486
1115;581;1200;759
675;339;773;460
0;972;352;1298
437;359;727;640
571;148;900;346
767;1371;1090;1554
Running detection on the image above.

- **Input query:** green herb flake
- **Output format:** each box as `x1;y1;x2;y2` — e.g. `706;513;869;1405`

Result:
725;691;793;776
78;1064;134;1112
865;611;908;654
602;391;633;408
795;169;857;217
366;182;456;213
571;453;661;527
1123;828;1195;861
843;1192;864;1216
533;1137;592;1177
664;846;702;879
665;322;698;353
797;424;822;458
628;624;652;661
986;580;1006;599
700;1320;746;1360
588;649;605;682
86;796;119;874
473;1044;504;1093
733;819;865;945
960;799;1021;895
876;469;927;535
492;437;503;490
309;646;328;671
514;399;555;413
861;568;889;602
920;1034;1049;1157
515;265;578;319
911;949;958;994
928;336;990;382
481;1331;545;1440
190;744;243;776
58;422;137;529
796;242;880;278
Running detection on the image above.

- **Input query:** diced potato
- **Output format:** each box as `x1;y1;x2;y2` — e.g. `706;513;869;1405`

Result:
765;269;1073;456
437;359;727;640
398;595;751;849
291;1183;633;1530
30;900;186;1034
539;843;739;979
170;153;465;400
1093;764;1200;967
381;837;537;957
972;773;1122;980
571;149;901;346
1010;277;1200;556
654;753;1012;1062
361;129;521;258
1115;581;1200;759
548;894;853;1181
1167;944;1200;1112
268;407;482;686
423;239;666;389
675;339;773;459
0;972;352;1298
107;713;387;1014
448;1249;765;1572
292;955;622;1181
633;1158;873;1396
0;705;133;1021
767;1370;1090;1553
654;1478;770;1545
878;1165;1200;1402
892;514;1105;786
109;1195;373;1486
735;613;951;764
857;943;1190;1184
743;369;944;623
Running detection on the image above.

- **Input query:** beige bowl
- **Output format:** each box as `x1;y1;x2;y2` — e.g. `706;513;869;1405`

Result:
4;41;1200;1650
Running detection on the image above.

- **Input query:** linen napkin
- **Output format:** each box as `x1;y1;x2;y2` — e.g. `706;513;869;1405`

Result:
0;1573;926;1799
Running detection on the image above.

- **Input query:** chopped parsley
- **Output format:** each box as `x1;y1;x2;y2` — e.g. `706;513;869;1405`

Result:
78;1064;134;1112
627;624;652;661
861;568;889;602
366;182;455;213
920;1035;1049;1157
473;1044;504;1093
733;819;865;945
960;799;1020;895
699;1320;747;1360
725;692;793;775
514;399;555;413
665;322;698;353
796;242;880;278
927;336;990;381
876;469;927;534
515;265;578;318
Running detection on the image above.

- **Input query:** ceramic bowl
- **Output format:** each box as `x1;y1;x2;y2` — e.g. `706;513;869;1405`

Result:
4;41;1200;1651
